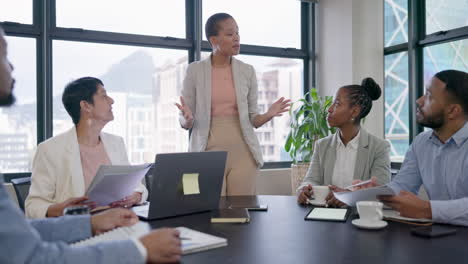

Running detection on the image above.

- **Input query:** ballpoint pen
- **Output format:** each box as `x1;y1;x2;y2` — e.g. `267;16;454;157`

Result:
343;179;373;191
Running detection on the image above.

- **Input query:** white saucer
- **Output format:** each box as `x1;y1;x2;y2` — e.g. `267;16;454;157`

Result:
307;199;326;207
352;219;388;230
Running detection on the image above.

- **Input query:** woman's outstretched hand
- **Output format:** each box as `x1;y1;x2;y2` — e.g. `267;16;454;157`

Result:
267;97;291;117
175;96;194;127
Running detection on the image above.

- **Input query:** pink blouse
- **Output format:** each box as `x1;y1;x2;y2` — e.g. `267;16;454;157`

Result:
79;141;111;189
211;65;239;117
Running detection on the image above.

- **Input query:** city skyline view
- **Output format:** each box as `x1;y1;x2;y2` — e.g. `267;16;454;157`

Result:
0;44;303;172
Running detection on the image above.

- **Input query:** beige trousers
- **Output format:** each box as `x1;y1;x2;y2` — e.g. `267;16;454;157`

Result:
206;116;258;196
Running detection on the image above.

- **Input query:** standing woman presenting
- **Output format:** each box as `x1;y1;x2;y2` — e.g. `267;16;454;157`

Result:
176;13;290;195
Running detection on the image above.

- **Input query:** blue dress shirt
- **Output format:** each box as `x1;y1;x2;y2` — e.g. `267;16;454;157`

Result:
388;122;468;226
0;174;145;264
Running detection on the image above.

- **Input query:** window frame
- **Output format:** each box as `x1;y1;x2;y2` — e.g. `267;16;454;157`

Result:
1;0;316;175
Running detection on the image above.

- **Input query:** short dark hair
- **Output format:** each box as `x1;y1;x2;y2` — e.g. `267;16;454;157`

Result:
434;70;468;116
62;77;103;124
342;77;382;121
205;13;234;46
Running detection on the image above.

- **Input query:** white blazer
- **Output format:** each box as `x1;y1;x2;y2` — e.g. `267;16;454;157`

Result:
25;128;148;218
180;56;264;167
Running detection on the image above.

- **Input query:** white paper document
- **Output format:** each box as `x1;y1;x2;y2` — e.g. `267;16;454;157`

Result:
333;186;395;206
178;227;228;254
383;209;432;223
86;163;152;206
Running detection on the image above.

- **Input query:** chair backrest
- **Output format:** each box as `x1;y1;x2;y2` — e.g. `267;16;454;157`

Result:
3;182;20;207
390;162;401;180
10;177;31;211
144;164;155;201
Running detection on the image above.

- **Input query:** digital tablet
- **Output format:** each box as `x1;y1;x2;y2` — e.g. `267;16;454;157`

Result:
304;208;350;222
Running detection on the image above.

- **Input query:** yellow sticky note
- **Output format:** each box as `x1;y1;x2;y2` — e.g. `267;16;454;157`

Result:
182;173;200;195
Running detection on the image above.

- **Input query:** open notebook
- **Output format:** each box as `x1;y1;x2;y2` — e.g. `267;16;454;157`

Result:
70;222;227;254
71;222;150;247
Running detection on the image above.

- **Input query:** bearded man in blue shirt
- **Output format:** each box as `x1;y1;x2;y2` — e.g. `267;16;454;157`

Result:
380;69;468;226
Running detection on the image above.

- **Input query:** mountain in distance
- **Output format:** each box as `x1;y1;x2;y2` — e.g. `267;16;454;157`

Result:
5;50;158;124
100;50;156;95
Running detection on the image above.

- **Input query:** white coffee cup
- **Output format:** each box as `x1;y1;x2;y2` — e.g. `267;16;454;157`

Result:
356;201;383;222
311;186;330;204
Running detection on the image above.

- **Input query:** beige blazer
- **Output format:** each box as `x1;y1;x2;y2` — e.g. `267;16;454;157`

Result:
25;128;148;218
297;129;391;192
180;56;263;167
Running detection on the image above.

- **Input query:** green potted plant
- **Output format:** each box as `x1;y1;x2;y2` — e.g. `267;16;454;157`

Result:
285;88;336;194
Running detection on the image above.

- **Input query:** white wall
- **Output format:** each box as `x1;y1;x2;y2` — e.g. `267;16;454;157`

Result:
351;0;385;138
259;0;385;195
316;0;354;96
316;0;384;137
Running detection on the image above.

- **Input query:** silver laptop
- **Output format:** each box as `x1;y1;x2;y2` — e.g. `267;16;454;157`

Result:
133;151;227;220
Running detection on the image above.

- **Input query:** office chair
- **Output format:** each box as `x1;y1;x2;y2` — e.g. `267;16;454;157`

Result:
10;176;32;212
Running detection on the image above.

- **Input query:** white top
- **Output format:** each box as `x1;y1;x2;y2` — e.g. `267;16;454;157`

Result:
331;131;360;188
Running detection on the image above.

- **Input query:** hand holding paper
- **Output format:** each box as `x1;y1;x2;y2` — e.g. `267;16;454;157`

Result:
333;186;395;206
326;185;347;208
379;190;432;219
109;192;143;208
86;164;151;206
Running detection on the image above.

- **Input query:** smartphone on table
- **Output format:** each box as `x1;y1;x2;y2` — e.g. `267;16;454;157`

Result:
411;225;457;238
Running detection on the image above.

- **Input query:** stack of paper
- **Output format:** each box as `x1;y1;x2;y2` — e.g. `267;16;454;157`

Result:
333;186;395;206
383;209;432;223
86;163;152;206
177;227;228;254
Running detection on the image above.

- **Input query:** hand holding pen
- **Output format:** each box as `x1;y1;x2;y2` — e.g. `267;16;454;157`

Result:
345;177;378;191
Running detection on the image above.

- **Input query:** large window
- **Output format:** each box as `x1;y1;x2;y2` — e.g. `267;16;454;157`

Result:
384;0;408;47
384;0;468;162
202;0;301;48
0;0;33;25
53;41;188;164
237;55;303;162
1;1;314;174
384;52;409;161
384;0;409;161
426;0;468;34
424;40;468;82
56;0;186;38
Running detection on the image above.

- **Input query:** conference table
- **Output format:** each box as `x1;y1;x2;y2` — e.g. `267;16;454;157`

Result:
146;195;467;264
